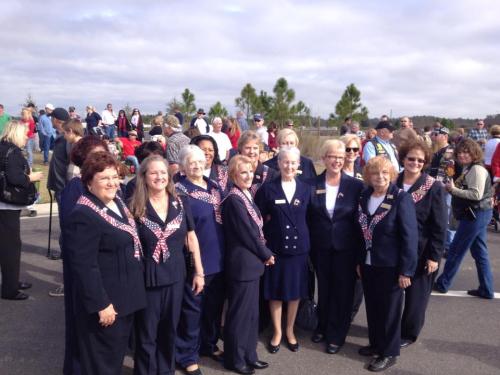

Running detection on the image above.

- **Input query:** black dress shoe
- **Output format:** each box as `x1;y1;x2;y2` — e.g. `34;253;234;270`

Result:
368;356;396;372
226;365;255;375
267;341;280;354
467;289;494;299
249;360;269;370
2;292;29;300
400;339;414;348
326;343;342;354
358;346;377;357
432;283;447;294
18;281;32;290
286;339;299;352
311;332;325;343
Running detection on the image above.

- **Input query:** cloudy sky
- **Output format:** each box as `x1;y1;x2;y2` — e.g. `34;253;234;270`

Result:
1;0;499;119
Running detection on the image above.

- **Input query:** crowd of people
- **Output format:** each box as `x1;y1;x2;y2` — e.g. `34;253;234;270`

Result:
0;102;499;375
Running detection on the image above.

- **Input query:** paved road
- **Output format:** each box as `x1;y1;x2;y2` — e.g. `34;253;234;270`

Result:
1;216;499;375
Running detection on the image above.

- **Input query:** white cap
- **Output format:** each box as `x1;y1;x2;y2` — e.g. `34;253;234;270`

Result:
45;103;55;110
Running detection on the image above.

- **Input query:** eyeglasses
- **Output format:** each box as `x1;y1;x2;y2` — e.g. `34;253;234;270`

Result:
345;147;359;153
406;157;425;164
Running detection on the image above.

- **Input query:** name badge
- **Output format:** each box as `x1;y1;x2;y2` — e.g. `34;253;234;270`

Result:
275;199;286;204
386;194;394;199
316;189;326;194
380;203;392;210
167;223;181;230
256;175;261;180
296;170;303;175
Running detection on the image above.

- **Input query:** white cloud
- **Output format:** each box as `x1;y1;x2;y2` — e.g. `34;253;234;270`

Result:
1;0;499;119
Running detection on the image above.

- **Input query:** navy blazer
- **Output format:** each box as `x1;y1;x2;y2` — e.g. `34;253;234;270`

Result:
222;189;273;281
396;173;447;262
264;155;317;184
255;177;312;256
357;183;418;276
65;192;147;316
308;172;364;253
250;162;278;197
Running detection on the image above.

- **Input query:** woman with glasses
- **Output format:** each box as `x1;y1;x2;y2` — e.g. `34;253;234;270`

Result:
434;139;495;299
395;140;447;347
340;134;363;180
308;140;364;354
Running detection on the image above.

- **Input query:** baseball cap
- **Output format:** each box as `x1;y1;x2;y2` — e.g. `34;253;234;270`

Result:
45;103;55;111
253;114;263;121
51;108;70;121
375;121;395;132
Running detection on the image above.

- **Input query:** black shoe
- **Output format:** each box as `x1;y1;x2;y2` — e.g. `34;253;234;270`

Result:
311;332;325;343
18;281;32;290
208;351;224;363
249;360;269;370
432;284;447;294
467;289;494;299
358;346;377;357
286;339;299;352
2;292;29;300
267;341;280;354
226;365;255;375
368;356;397;372
326;343;342;354
185;367;203;375
400;339;414;348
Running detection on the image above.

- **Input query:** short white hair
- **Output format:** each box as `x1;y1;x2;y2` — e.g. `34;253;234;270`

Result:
178;145;206;170
278;146;301;162
212;117;222;125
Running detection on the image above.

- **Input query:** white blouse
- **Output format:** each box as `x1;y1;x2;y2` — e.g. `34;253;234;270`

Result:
325;183;339;218
281;179;296;203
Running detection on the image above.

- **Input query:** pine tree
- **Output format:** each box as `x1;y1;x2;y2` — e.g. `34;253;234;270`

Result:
334;84;369;123
235;83;257;120
208;102;229;119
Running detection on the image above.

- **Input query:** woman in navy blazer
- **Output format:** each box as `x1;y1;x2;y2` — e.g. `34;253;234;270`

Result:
357;156;418;372
175;145;226;373
264;128;317;184
129;155;205;375
223;155;275;375
255;147;312;353
396;140;446;347
308;140;364;354
65;152;147;375
238;130;277;197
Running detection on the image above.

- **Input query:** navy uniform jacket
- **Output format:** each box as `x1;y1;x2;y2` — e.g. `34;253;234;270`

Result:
65;192;147;316
358;183;418;277
396;173;447;262
308;172;364;253
250;162;278;197
264;155;317;185
176;176;225;275
255;177;312;256
222;189;273;281
136;194;195;287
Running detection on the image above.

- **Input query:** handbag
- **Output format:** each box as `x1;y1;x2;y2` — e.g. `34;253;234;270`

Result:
296;299;318;331
0;146;37;206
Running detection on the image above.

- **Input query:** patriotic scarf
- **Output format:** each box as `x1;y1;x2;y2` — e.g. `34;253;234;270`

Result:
358;190;399;250
250;164;269;197
140;197;184;263
77;195;142;260
410;174;435;204
176;182;222;224
228;187;265;244
215;165;229;192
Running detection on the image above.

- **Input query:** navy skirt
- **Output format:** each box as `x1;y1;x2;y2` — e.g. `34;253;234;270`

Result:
263;253;309;301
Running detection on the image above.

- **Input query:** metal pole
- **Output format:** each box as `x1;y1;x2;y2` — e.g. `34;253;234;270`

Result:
46;189;53;258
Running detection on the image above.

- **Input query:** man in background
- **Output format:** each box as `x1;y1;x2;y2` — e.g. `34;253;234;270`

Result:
39;103;55;165
254;113;268;146
190;108;211;134
0;104;11;135
164;115;190;174
101;103;117;139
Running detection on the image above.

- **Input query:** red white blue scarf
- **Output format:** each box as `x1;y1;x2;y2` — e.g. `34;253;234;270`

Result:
410;175;435;204
140;197;184;263
250;164;269;197
176;182;222;224
77;195;142;260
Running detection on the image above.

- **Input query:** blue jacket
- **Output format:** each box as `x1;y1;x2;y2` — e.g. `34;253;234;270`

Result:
308;172;364;253
357;183;418;276
255;177;312;256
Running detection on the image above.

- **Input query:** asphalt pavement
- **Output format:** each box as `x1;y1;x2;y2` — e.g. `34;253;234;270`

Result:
1;215;499;375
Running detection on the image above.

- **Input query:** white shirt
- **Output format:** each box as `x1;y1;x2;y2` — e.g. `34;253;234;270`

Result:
194;118;211;134
208;131;232;161
403;183;412;192
101;109;117;126
368;194;385;216
484;138;500;165
281;179;296;203
325;183;339;218
256;126;269;145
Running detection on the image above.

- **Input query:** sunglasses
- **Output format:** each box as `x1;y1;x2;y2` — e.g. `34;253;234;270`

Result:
345;147;359;152
406;157;425;164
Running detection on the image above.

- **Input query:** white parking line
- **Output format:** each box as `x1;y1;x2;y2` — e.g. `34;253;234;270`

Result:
431;290;500;299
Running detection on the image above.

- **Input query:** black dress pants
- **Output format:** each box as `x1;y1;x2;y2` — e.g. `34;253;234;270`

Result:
0;209;22;298
401;260;437;342
362;265;403;357
224;279;260;370
75;311;134;375
316;250;357;345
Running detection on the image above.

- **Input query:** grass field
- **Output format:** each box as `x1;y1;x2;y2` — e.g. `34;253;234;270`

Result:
31;151;51;204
